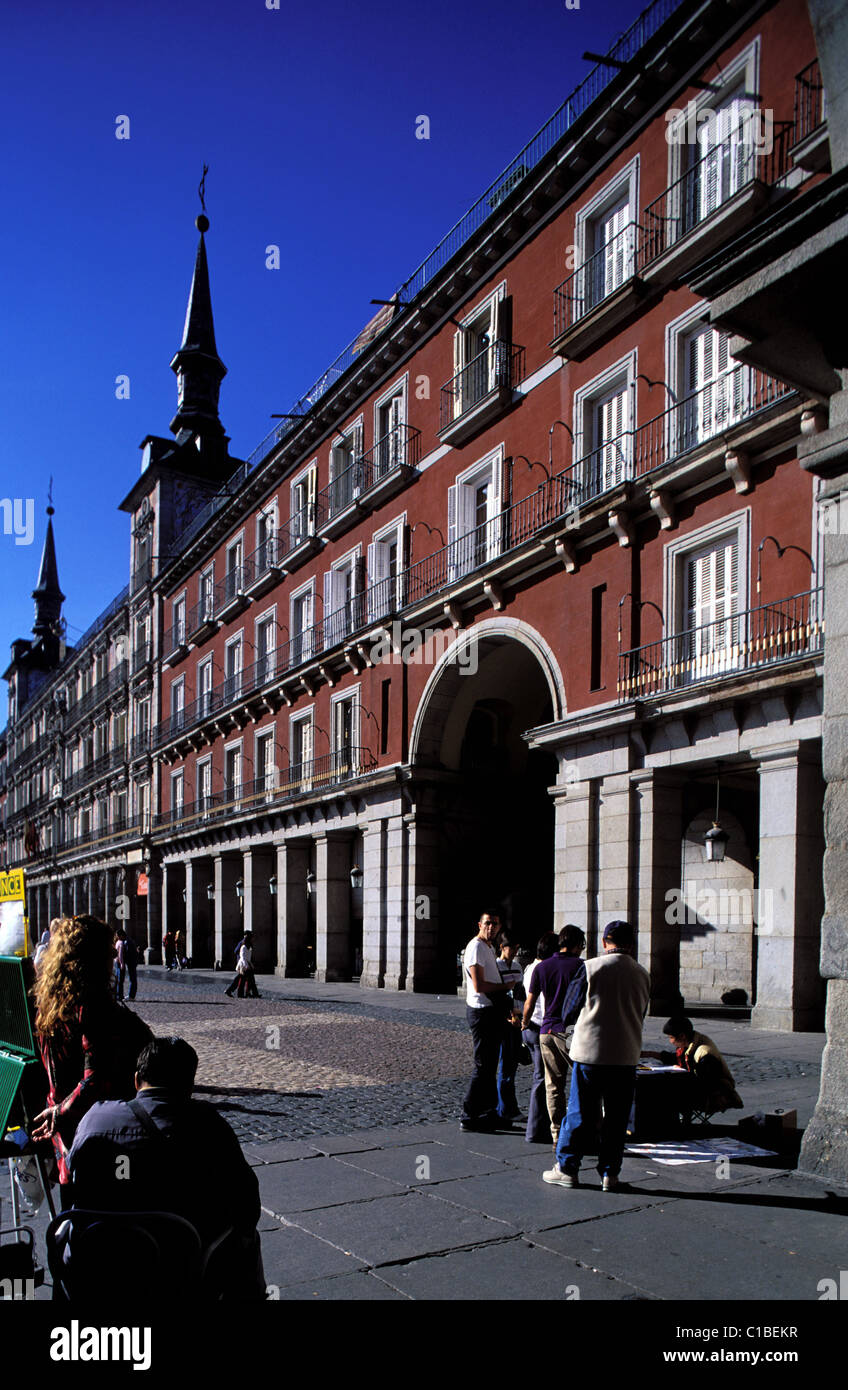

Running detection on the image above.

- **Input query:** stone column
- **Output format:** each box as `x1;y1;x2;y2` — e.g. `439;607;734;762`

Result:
146;862;162;964
597;773;635;932
754;743;825;1031
72;877;81;916
86;873;95;914
631;769;685;1015
103;867;114;929
405;814;441;992
552;777;595;944
243;848;274;973
314;835;351;982
274;839;309;977
185;859;197;963
213;856;241;968
361;821;386;989
160;862;170;964
383;815;407;990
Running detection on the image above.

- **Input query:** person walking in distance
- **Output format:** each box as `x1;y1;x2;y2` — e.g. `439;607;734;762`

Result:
460;912;511;1132
235;932;260;999
494;928;524;1123
543;920;650;1192
521;932;557;1144
522;925;586;1149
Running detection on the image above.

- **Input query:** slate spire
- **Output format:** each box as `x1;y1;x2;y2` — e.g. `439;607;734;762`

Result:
32;505;65;640
169;200;227;442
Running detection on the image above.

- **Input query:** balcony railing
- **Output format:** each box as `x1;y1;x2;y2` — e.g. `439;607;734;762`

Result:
242;534;283;590
639;118;794;270
617;589;824;701
152;750;377;831
317;456;365;523
359;424;419;490
793;59;825;146
187;591;218;639
63;745;128;795
131;560;154;594
439;341;523;431
554;221;640;338
65;662;128;727
56;814;146;855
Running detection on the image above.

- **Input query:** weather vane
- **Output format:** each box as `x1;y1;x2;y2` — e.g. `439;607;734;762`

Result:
196;164;210;232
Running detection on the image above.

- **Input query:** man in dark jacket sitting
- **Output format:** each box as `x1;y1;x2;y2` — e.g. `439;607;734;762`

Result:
67;1035;265;1299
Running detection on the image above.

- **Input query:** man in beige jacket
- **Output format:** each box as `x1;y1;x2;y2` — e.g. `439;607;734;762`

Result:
543;920;650;1192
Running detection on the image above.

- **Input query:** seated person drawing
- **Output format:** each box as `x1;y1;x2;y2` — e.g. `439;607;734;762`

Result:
645;1014;743;1118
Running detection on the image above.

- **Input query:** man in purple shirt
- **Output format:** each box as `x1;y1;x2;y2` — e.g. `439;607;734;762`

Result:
522;925;585;1147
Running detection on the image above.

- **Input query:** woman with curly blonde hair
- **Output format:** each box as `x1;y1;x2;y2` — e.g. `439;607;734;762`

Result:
32;914;152;1190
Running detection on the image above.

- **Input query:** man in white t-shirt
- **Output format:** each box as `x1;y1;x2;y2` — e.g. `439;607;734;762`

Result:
460;912;511;1132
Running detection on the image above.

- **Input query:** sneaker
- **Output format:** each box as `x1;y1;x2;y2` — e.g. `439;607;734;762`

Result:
602;1174;622;1192
543;1164;578;1187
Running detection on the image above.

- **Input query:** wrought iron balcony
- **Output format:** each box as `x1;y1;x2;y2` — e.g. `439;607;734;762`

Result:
152;750;377;831
65;662;128;728
186;592;218;644
553;221;641;344
439;341;524;441
617;589;824;701
63;745;128;795
793;59;825;147
56;813;145;855
242;534;284;596
638;118;794;273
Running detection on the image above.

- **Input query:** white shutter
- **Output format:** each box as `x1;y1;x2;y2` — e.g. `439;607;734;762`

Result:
601;202;629;296
306;467;317;533
453;330;463;417
324;570;335;648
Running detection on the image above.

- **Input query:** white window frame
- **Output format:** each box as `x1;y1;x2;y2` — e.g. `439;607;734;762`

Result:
170;676;185;731
368;512;406;622
172;592;187;646
331;684;360;779
196;756;213;815
573;351;637;496
254;606;277;684
255;501;278;573
373;375;409;479
290;461;317;544
198;564;215;622
452;282;507;418
224;632;244;701
447;446;504;581
664;509;751;684
290;577;316;666
665;301;747;455
171;769;184;817
289;708;314;792
197;654;214;717
573;156;640;314
324;545;362;647
254;725;278;797
224;532;245;604
329;416;364;513
223;738;243;798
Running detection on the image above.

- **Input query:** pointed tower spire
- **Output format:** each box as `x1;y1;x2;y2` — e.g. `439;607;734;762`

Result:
169;170;227;443
32;502;65;640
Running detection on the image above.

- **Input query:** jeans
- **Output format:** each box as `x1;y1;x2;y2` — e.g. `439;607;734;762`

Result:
497;1020;520;1118
522;1026;550;1143
554;1062;636;1178
462;1005;500;1124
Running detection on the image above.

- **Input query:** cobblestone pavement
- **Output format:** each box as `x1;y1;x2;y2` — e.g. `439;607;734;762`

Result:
127;972;823;1145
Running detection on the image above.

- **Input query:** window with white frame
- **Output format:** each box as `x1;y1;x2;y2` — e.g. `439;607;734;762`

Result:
197;655;214;717
199;565;215;622
114;789;127;827
137;782;150;832
290;711;313;788
447;449;503;580
290;582;315;666
224;536;244;605
224;635;243;701
197;757;212;813
331;690;358;778
574;159;639;317
374;379;407;479
574;354;636;496
136;697;150;743
224;743;242;795
324;551;362;647
172;594;186;647
170;677;185;732
451;287;508;418
171;769;184;817
665;511;750;685
290;464;317;544
329;421;364;514
255;613;276;684
255;728;277;795
367;517;406;621
255;503;277;571
679;321;746;448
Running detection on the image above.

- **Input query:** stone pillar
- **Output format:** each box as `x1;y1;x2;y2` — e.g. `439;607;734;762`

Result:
753;743;825;1031
103;867;114;929
383;816;406;990
160;862;170;963
275;840;309;977
406;815;441;992
597;773;635;934
184;860;196;963
361;821;386;989
243;849;274;973
146;863;162;963
552;777;595;944
213;856;241;968
86;873;95;914
72;877;81;916
314;835;351;982
632;770;685;1015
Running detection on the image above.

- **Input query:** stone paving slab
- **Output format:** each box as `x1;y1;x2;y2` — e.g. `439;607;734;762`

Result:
258;1155;406;1214
259;1223;369;1287
243;1139;323;1165
531;1201;830;1301
332;1140;513;1187
276;1271;410;1300
371;1234;640;1301
414;1165;669;1231
285;1189;518;1265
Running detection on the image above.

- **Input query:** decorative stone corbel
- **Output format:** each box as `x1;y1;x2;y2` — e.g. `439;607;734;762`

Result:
318;664;336;689
355;642;374;669
649;488;675;530
724;447;751;494
301;673;316;696
801;406;828;437
444;600;463;630
344;647;362;674
483;580;504;611
608;508;633;547
554;538;578;573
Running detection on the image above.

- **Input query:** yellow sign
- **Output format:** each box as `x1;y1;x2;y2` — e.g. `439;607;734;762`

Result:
0;869;28;956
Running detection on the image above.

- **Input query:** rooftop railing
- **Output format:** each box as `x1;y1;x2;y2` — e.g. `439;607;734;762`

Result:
617;589;824;700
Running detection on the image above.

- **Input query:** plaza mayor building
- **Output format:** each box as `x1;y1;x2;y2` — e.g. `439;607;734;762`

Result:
2;0;833;1030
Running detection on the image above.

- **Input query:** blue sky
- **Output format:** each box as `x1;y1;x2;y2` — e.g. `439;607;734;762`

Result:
0;0;650;664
